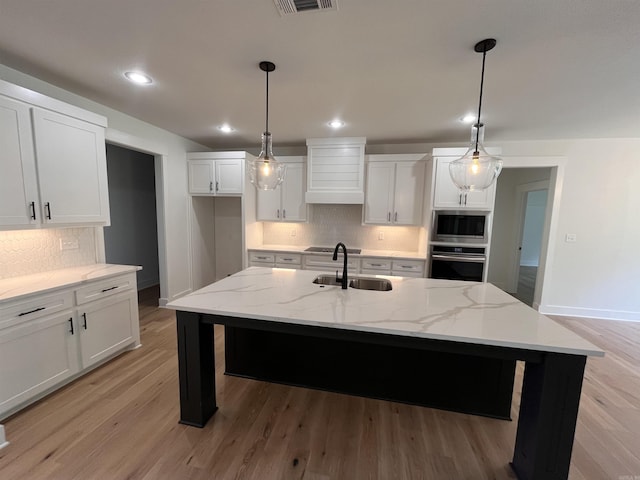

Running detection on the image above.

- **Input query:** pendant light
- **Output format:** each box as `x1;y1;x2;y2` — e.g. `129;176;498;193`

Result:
248;61;286;190
449;38;503;192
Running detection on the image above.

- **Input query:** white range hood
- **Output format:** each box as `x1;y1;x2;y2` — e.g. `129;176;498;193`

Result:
305;137;366;204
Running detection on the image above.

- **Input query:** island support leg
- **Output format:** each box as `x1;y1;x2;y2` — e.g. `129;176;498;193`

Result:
511;353;586;480
176;311;217;427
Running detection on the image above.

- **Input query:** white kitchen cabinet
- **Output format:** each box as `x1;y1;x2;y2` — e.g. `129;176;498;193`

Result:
248;251;302;269
187;153;245;196
432;155;496;210
364;155;426;225
0;85;110;228
32;108;110;224
0;310;79;416
77;291;138;369
391;259;425;278
257;158;307;222
303;254;360;272
0;270;140;420
360;257;392;275
0;95;39;227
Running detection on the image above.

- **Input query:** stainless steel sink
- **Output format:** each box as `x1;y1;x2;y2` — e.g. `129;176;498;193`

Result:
349;277;392;291
312;275;392;291
312;274;343;286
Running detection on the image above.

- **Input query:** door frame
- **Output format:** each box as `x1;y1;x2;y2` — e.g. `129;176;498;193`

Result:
498;156;566;310
508;180;550;294
96;129;170;303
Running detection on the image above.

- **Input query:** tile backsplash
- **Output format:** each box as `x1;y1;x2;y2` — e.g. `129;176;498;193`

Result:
262;204;423;251
0;228;97;279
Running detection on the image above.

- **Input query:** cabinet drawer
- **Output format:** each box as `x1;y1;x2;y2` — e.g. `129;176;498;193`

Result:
303;255;359;271
1;291;74;330
360;258;392;271
75;273;136;305
248;252;276;265
392;260;425;276
275;254;301;266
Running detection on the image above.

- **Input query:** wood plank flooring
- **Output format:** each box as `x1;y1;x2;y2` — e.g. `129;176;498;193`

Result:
1;286;639;479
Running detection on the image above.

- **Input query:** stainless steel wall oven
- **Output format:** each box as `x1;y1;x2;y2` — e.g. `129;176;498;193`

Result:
429;245;486;282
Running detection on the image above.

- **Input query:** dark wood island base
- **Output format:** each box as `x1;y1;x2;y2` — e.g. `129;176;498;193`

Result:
176;310;587;480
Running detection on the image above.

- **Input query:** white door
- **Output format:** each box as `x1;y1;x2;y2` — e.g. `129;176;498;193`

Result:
257;187;281;221
78;292;137;369
0;96;40;226
32;108;109;224
0;311;79;416
393;161;425;225
364;162;394;224
215;159;244;195
281;163;306;222
188;160;215;194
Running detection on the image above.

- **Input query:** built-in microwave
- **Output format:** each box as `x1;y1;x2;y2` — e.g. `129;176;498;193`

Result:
432;211;488;244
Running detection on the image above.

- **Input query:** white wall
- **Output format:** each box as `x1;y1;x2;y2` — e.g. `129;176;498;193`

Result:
0;64;208;303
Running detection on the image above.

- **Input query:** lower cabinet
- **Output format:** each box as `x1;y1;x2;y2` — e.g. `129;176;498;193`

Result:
0;311;79;416
77;291;138;369
0;272;140;420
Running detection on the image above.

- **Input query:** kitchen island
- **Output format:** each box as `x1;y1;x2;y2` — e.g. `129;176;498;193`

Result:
166;267;603;480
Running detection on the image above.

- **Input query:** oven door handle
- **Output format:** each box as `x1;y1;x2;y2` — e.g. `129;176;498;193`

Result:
431;254;486;263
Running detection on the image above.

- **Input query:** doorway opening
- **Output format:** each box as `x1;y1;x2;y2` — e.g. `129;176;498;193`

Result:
104;143;160;303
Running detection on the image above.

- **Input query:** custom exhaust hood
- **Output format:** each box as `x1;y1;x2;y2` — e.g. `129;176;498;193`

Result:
305;137;366;204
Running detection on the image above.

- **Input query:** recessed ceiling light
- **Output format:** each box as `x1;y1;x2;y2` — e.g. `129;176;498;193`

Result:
460;114;476;124
328;119;345;129
217;124;235;133
124;71;153;85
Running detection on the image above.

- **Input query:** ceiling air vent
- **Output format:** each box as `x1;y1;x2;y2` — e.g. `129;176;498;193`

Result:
274;0;337;16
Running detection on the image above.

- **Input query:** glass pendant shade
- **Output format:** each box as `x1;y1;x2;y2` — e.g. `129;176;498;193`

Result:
449;124;503;192
248;132;286;190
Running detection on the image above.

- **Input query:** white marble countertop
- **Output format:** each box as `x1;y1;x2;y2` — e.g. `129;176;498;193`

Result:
166;267;603;357
249;244;427;260
0;264;142;303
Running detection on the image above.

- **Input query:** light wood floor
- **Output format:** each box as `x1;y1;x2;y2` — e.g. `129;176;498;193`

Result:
1;287;639;479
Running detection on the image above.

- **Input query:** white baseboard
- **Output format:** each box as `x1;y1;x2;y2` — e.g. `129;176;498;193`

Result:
0;425;9;449
540;305;640;322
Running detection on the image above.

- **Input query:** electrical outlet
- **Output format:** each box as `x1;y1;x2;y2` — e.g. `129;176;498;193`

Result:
565;233;577;243
378;231;385;240
290;229;296;237
59;238;79;250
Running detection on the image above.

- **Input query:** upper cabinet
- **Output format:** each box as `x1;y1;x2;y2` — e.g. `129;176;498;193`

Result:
187;152;249;196
364;154;426;226
305;137;366;204
431;148;499;210
257;157;307;222
0;79;109;230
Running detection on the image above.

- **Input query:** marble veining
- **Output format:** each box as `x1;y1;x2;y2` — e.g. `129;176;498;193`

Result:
166;267;604;357
0;264;142;303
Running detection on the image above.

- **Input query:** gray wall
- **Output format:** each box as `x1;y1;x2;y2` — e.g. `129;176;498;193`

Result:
104;144;160;289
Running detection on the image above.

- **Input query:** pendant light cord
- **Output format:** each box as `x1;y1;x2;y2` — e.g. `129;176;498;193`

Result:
475;49;487;153
265;69;269;135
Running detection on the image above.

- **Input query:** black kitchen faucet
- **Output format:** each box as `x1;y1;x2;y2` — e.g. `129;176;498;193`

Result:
333;242;348;289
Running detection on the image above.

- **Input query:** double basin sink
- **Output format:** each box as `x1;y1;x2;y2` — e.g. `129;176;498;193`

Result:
312;274;392;291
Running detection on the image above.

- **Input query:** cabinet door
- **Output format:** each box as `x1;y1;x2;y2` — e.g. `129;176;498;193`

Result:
256;187;281;221
0;96;40;227
0;311;79;417
433;157;495;210
188;160;215;194
394;161;425;225
364;162;394;224
32;108;110;224
215;159;243;195
78;291;138;369
280;163;307;222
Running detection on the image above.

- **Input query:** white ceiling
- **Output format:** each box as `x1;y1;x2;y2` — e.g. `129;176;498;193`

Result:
1;0;639;149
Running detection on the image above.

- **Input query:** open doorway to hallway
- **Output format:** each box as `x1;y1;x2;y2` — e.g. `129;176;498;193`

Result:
488;168;552;307
104;144;160;299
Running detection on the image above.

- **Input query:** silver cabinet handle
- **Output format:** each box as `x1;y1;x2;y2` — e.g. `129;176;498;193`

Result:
370;263;383;267
256;256;269;260
431;254;486;263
